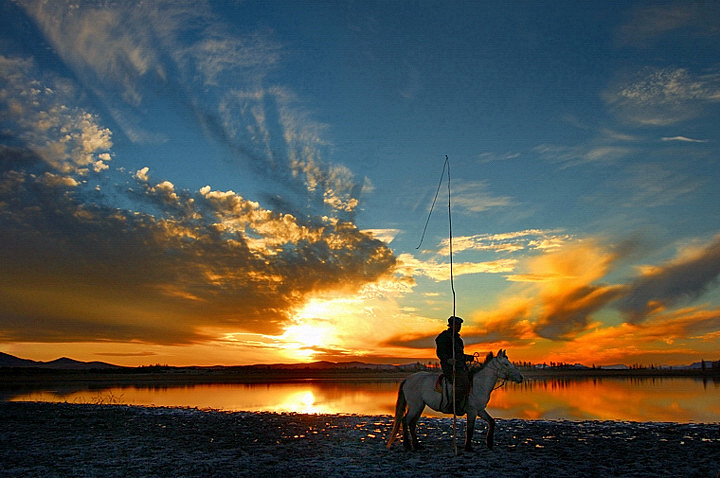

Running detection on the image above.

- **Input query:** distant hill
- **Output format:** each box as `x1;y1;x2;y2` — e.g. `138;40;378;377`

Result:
262;360;415;371
0;352;121;370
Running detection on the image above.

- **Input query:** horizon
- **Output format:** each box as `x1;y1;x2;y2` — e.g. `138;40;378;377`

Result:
2;2;720;368
3;351;718;370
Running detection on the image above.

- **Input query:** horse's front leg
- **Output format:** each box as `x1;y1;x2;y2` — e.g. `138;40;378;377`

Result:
464;409;476;452
478;409;495;449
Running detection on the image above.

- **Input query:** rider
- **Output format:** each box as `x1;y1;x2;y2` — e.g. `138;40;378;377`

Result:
435;316;474;413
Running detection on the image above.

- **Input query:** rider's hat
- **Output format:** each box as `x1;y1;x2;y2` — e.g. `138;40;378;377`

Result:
447;316;463;326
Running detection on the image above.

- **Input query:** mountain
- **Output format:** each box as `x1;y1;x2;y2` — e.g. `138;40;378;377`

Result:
0;352;38;367
0;352;120;370
600;364;629;370
260;360;419;371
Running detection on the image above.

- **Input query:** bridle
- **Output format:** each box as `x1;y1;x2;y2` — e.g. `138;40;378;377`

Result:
487;357;509;390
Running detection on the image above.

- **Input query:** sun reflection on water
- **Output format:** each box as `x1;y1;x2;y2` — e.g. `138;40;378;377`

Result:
6;377;719;422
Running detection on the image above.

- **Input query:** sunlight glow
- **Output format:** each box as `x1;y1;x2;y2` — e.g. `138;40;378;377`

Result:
279;298;349;361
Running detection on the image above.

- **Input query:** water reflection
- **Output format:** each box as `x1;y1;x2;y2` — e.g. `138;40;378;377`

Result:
496;376;720;422
7;377;719;422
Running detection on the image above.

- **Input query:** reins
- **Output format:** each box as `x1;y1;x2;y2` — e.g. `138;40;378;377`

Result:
481;357;508;390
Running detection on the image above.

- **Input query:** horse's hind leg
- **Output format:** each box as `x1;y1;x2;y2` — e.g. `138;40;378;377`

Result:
405;404;424;450
401;416;412;450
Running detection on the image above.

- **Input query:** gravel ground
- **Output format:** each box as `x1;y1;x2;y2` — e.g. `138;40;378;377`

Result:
1;402;718;477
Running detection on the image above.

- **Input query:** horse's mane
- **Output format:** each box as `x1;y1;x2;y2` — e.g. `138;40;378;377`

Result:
468;352;494;380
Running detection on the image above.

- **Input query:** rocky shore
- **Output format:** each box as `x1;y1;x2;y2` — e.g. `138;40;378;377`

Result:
1;402;718;477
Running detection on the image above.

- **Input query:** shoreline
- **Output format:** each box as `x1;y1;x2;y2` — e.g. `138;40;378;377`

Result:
1;402;718;477
2;366;718;388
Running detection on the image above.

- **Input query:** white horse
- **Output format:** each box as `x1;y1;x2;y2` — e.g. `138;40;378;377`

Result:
386;349;523;452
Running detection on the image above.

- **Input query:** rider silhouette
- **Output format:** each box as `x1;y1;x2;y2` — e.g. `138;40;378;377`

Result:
435;316;474;413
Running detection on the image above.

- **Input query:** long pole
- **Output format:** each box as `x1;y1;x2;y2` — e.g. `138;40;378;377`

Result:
447;155;458;456
415;156;458;455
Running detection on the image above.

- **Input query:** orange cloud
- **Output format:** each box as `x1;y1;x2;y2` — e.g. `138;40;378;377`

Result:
617;234;720;322
473;239;625;340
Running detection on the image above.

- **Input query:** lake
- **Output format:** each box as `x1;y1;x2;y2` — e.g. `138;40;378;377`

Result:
7;376;719;422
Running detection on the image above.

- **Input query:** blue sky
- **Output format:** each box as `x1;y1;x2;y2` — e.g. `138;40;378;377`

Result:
1;1;719;366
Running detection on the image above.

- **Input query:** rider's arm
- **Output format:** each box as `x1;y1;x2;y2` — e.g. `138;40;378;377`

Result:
435;332;452;363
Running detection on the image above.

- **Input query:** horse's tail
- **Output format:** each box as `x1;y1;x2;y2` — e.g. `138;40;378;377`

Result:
386;379;407;449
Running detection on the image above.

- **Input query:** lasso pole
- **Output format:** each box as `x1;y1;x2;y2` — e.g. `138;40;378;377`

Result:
416;155;458;455
447;155;458;456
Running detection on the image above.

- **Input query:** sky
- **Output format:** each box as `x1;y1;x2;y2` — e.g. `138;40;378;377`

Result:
1;1;719;367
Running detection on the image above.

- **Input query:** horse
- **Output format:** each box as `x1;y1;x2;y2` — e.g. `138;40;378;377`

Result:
386;349;523;452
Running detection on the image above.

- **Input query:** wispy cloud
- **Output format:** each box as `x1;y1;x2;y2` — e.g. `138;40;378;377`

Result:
661;136;709;143
19;1;357;221
619;162;704;208
534;143;634;168
616;3;720;48
450;180;515;213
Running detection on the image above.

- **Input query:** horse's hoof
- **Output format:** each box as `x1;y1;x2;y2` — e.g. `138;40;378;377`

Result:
464;446;473;453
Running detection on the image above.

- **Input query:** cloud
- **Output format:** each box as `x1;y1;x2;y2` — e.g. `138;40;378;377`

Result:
616;3;720;48
534;143;634;168
604;67;720;126
617;234;720;322
0;157;397;343
504;240;627;340
548;306;720;366
370;232;720;362
450;180;515;213
361;228;401;244
0;22;397;346
438;229;572;255
0;55;113;177
19;1;356;222
395;253;516;282
661;136;709;143
600;162;706;211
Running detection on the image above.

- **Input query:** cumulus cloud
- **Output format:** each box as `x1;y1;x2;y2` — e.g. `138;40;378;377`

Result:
0;55;113;177
0;3;397;345
0;156;396;343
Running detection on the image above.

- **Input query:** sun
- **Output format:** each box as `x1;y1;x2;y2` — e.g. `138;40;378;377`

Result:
282;322;329;350
279;299;343;360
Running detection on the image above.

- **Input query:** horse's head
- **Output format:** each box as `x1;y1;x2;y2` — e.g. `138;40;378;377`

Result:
490;349;523;383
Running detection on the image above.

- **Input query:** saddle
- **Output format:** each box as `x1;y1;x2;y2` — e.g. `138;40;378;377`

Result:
434;374;466;415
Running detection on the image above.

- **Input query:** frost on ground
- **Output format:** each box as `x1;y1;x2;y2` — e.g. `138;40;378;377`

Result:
1;402;718;477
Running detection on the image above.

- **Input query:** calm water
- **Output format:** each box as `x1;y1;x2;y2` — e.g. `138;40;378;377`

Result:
7;377;720;422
